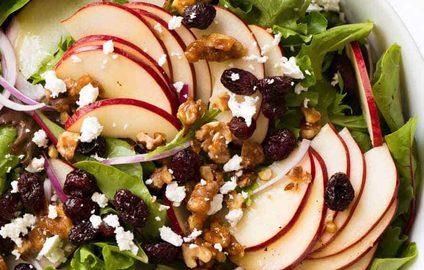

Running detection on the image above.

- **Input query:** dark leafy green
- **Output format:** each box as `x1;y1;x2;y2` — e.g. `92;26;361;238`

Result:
0;126;20;193
105;138;142;179
370;242;418;270
0;0;30;26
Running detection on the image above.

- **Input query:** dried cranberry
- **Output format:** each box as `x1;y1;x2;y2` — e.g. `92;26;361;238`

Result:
170;149;201;184
325;173;354;211
258;76;294;100
0;192;21;222
182;3;216;30
76;136;107;157
69;221;99;245
0;236;14;256
142;242;179;264
14;263;35;270
228;117;256;140
262;99;287;119
221;68;259;96
64;196;99;224
64;169;97;198
113;189;149;227
98;222;115;238
263;129;296;162
18;173;44;213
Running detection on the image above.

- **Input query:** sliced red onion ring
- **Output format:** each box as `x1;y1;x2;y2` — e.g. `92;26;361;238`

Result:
102;141;191;165
0;75;42;105
0;92;46;111
43;154;68;202
0;30;17;110
253;139;311;195
15;72;45;101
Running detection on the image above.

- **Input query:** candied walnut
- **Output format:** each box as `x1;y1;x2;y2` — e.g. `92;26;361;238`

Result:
302;107;321;124
241;141;264;168
177;98;207;128
226;191;244;210
237;171;257;188
182;243;213;269
48;145;59;159
227;236;244;257
136;132;166;151
203;220;231;248
0;256;6;270
209;92;229;112
57;131;79;161
191;139;202;154
172;0;196;14
195;122;232;164
258;167;273;181
188;213;207;231
185;33;247;63
150;166;173;189
187;179;220;214
288;166;312;184
301;107;322;139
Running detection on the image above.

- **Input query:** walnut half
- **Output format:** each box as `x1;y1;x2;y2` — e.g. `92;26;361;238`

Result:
182;243;213;269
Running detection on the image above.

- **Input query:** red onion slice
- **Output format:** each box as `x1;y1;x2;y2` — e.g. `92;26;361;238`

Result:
0;30;17;110
15;73;45;101
43;154;68;202
0;76;42;105
0;92;46;111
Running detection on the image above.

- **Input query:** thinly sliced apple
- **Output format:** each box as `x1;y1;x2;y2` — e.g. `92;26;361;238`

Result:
310;144;398;259
136;10;196;98
66;35;171;85
49;159;74;187
65;98;180;141
61;2;172;77
55;46;178;114
295;201;396;270
233;153;312;250
164;198;190;236
126;2;212;102
312;128;366;251
233;151;325;270
347;42;383;147
344;246;377;270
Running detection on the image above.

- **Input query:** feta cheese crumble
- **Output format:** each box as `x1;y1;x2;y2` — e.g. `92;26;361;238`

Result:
173;81;185;93
32;129;48;148
10;181;19;193
48;205;58;219
200;179;207;186
25;157;45;173
223;155;243;173
183;228;202;242
42;71;67;98
261;32;282;55
115;226;139;255
0;214;37;247
159;226;183;246
103;214;120;228
159;204;170;211
168;16;183;30
37;235;66;264
294;83;308;95
145;178;153;185
165;181;186;207
103;40;114;55
274;57;305;79
207;194;223;215
228;93;259;127
79;116;103;143
77;83;99;108
331;73;340;87
225;208;244;227
214;243;223;252
158;54;167;67
90;215;102;229
220;176;238;194
91;192;108;208
303;98;311;108
243;54;268;63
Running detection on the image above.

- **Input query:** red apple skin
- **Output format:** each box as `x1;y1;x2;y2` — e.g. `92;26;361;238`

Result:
163;197;190;236
61;1;173;80
349;41;383;147
65;35;171;85
65;98;181;131
56;46;179;115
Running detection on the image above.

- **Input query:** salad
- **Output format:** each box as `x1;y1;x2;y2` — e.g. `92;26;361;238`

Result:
0;0;419;269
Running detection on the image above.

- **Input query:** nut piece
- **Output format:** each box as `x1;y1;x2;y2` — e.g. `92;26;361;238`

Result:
209;92;229;112
302;107;321;124
0;256;7;270
237;171;257;188
325;221;338;233
48;145;59;159
227;235;245;258
241;141;265;168
57;131;79;161
301;107;322;139
150;166;173;189
136;132;166;151
203;220;231;248
182;243;213;269
226;191;244;210
185;33;247;63
177;98;207;128
172;0;196;14
195;121;233;164
288;166;312;184
258;167;273;181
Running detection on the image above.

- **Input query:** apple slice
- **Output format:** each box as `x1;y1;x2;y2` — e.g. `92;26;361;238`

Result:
61;2;172;77
347;42;383;147
125;2;212;102
311;128;366;251
49;158;74;187
66;35;171;85
55;46;178;114
344;246;377;270
295;200;396;270
65;98;180;141
233;153;312;250
164;198;190;236
309;144;398;259
233;151;325;270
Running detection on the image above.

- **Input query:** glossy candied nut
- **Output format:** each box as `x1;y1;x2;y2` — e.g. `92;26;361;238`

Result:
172;0;196;14
203;220;231;248
325;172;355;211
113;189;149;227
170;149;201;184
241;141;264;168
182;242;213;268
142;242;180;264
69;221;99;245
262;128;297;162
64;169;98;197
76;136;107;157
177;98;207;127
150;166;173;190
220;68;259;96
136;132;166;151
64;196;99;223
195;121;233;164
183;3;216;30
57;131;80;161
18;173;45;213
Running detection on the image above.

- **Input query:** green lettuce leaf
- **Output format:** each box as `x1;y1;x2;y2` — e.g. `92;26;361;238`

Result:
376;226;409;258
74;161;167;237
372;44;404;132
105;138;143;179
370;242;418;270
350;130;372;152
0;0;30;26
0;126;20;193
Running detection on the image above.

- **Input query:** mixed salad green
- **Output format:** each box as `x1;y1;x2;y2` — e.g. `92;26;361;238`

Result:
0;0;420;269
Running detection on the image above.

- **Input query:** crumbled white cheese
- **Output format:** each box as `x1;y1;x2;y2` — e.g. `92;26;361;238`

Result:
243;54;268;63
207;194;223;215
294;83;308;95
151;196;157;202
37;235;66;264
71;55;82;63
145;178;153;185
25;157;45;173
90;215;102;229
230;72;240;81
91;192;108;208
10;181;19;193
115;226;139;255
173;81;185;93
168;16;183;30
158;54;167;67
225;208;244;227
200;179;207;186
241;191;248;199
0;214;37;247
79;116;103;143
214;243;223;252
154;23;163;33
261;32;282;55
159;226;183;246
48;205;58;219
331;73;340;87
77;83;99;108
103;214;120;228
18;154;25;160
303;98;311;108
155;216;161;221
165;182;186;207
103;40;114;55
41;71;67;98
159;204;170;211
183;228;202;242
223;155;243;173
220;176;238;194
32;129;48;148
274;57;305;79
228;93;259;127
11;249;21;260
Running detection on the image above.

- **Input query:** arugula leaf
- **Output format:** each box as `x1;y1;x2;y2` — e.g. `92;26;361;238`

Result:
370;242;418;270
0;126;20;193
74;161;167;237
372;44;404;132
105;138;143;179
0;0;30;26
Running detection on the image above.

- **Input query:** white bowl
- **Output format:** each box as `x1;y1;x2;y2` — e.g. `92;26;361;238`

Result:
342;0;424;268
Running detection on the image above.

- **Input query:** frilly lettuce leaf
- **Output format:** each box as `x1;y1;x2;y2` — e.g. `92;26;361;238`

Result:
370;242;418;270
